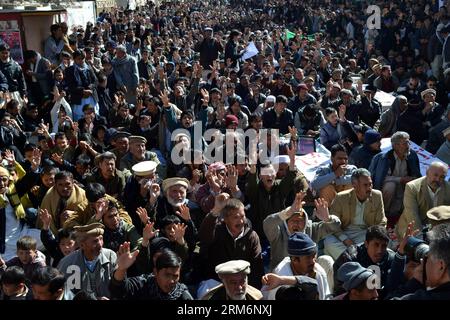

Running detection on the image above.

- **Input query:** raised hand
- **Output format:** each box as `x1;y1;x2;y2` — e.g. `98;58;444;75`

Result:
136;207;149;225
149;183;161;205
116;242;139;271
288;126;298;140
211;192;230;216
286;142;296;168
39;208;52;230
225;165;239;192
398;221;420;255
142;221;158;242
291;191;306;212
3;149;15;165
51;153;63;165
206;169;221;193
30;148;43;171
314;198;330;222
176;204;191;221
200;88;210;105
94;198;109;221
158;90;170;107
173;223;187;244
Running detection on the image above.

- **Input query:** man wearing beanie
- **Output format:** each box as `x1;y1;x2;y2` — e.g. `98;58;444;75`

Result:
349;129;382;169
263;232;330;300
333;262;378;300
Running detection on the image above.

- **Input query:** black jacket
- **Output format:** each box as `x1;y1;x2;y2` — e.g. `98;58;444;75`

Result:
0;59;26;96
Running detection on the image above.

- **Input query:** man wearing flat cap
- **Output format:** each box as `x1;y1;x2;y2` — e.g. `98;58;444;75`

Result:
421;87;445;133
112;42;139;104
435;126;450;163
263;232;330;300
356;84;382;128
148;177;199;254
333;262;378;300
119;135;164;179
194;26;223;77
201;260;262;300
57;222;117;299
427;205;450;227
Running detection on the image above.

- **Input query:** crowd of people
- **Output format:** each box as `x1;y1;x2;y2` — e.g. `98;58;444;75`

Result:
1;0;450;301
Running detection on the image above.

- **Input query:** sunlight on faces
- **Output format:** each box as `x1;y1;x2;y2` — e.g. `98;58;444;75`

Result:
0;175;9;194
290;253;316;275
260;165;276;189
332;150;348;168
425;254;448;288
100;158;115;178
17;249;37;265
2;283;25;297
364;238;388;263
155;267;181;294
59;237;76;256
353;175;373;201
287;213;306;234
55;177;73;198
130;142;146;160
220;273;247;300
224;207;246;238
426;164;447;191
80;235;103;260
166;185;187;208
102;207;120;230
31;284;63;300
327;110;338;126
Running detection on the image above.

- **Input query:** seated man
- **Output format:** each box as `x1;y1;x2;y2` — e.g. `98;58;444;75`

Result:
263;192;341;271
202;260;262;300
349;129;382;169
198;198;263;290
396;162;450;240
369;131;421;223
37;171;89;234
57;223;117;299
263;232;330;300
110;246;193;300
334;262;379;300
332;225;396;297
324;168;386;260
311;144;356;205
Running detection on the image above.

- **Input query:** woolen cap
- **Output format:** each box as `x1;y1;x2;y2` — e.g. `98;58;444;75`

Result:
337;262;374;292
288;232;317;257
215;260;251;275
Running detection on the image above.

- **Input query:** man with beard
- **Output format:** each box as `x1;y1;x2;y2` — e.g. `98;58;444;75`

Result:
119;135;164;178
202;260;262;300
396;162;450;240
37;171;89;235
349;129;382;169
323;168;386;260
263;232;330;300
263;193;341;271
57;223;116;299
86;152;127;201
152;177;200;253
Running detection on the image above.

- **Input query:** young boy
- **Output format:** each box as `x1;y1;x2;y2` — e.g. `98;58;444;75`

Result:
0;266;32;300
0;236;46;281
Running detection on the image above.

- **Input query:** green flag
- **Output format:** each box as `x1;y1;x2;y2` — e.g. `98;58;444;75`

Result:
285;29;296;40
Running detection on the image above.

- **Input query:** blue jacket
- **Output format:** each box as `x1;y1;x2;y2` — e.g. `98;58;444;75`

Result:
368;149;421;190
349;144;380;169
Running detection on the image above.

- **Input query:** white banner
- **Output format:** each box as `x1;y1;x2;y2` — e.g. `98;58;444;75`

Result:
294;138;450;182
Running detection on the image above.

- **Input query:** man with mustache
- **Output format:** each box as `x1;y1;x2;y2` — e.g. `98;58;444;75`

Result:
396;161;450;240
202;260;262;300
263;232;330;300
323;168;386;260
